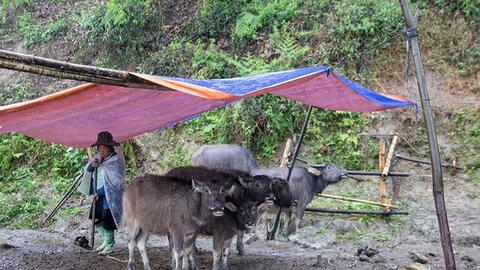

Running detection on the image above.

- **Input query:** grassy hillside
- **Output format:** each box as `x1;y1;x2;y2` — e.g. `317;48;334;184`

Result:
0;0;478;228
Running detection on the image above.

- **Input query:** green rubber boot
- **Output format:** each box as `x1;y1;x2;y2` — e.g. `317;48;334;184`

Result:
99;230;115;255
95;225;108;252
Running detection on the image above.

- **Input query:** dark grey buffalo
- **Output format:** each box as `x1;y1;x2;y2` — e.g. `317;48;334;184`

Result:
251;164;347;234
192;144;257;173
123;173;235;270
200;200;258;270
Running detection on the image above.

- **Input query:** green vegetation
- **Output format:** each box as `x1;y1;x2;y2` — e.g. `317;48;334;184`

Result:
451;109;480;182
19;12;67;47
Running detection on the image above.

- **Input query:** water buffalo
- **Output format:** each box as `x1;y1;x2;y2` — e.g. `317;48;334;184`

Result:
192;144;257;173
199;199;258;270
123;173;235;270
251;164;347;234
166;166;293;255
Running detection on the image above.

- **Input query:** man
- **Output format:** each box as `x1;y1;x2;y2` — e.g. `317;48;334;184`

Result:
78;131;126;255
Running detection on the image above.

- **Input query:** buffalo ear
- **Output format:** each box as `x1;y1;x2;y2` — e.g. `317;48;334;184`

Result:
225;202;238;212
192;179;211;194
224;183;237;195
238;176;250;188
308;167;321;176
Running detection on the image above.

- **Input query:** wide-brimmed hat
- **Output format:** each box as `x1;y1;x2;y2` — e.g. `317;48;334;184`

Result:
92;131;120;147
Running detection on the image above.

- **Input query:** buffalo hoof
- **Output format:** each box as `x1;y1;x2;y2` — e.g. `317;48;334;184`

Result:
127;262;136;270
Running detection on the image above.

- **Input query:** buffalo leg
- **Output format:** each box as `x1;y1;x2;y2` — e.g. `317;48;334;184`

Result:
235;231;245;255
282;208;292;235
136;232;152;270
182;232;197;270
221;238;233;270
171;232;185;270
127;224;138;270
293;206;306;234
212;235;223;270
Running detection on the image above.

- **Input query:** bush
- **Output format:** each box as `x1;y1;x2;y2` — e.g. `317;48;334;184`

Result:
184;0;245;40
234;0;299;43
19;12;67;47
77;0;164;66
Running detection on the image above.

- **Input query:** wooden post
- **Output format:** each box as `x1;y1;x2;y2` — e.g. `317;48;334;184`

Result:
280;139;293;167
378;138;387;209
399;1;456;268
382;135;399;177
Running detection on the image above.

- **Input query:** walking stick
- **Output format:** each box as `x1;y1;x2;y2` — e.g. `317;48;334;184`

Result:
89;165;98;250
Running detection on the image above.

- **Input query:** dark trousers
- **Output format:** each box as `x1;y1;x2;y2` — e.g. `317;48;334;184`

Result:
89;196;117;231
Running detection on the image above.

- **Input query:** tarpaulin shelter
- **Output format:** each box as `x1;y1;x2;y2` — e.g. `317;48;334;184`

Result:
0;66;415;147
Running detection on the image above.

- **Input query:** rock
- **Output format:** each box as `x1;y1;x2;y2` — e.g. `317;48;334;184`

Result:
53;219;68;232
404;262;431;270
373;255;387;263
410;252;429;264
461;255;476;268
359;255;370;262
357;246;380;257
0;242;15;250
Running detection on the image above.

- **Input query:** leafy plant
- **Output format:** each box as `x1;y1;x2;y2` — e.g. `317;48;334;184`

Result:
234;0;299;43
19;12;67;47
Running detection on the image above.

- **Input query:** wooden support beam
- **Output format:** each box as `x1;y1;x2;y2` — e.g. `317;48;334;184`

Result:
0;50;171;91
0;49;130;80
280;138;293;167
379;138;387;209
317;194;397;208
399;1;456;268
382;135;399;176
305;208;408;215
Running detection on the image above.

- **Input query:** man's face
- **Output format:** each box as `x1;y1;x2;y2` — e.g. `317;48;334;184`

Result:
99;145;112;159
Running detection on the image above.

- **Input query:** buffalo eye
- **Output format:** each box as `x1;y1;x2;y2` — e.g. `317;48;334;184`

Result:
256;183;261;188
327;165;333;170
240;209;245;215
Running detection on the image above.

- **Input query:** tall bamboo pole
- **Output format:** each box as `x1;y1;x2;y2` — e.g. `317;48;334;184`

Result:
268;105;314;240
378;138;387;209
399;1;456;268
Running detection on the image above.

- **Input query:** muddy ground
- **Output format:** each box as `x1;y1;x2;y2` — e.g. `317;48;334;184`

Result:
1;161;479;270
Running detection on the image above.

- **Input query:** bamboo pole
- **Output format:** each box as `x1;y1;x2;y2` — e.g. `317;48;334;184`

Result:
395;154;464;170
0;50;130;79
280;138;293;167
0;52;171;91
382;135;399;176
399;1;456;268
317;194;397;208
378;138;387;209
87;147;93;159
305;208;408;215
268;105;314;240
